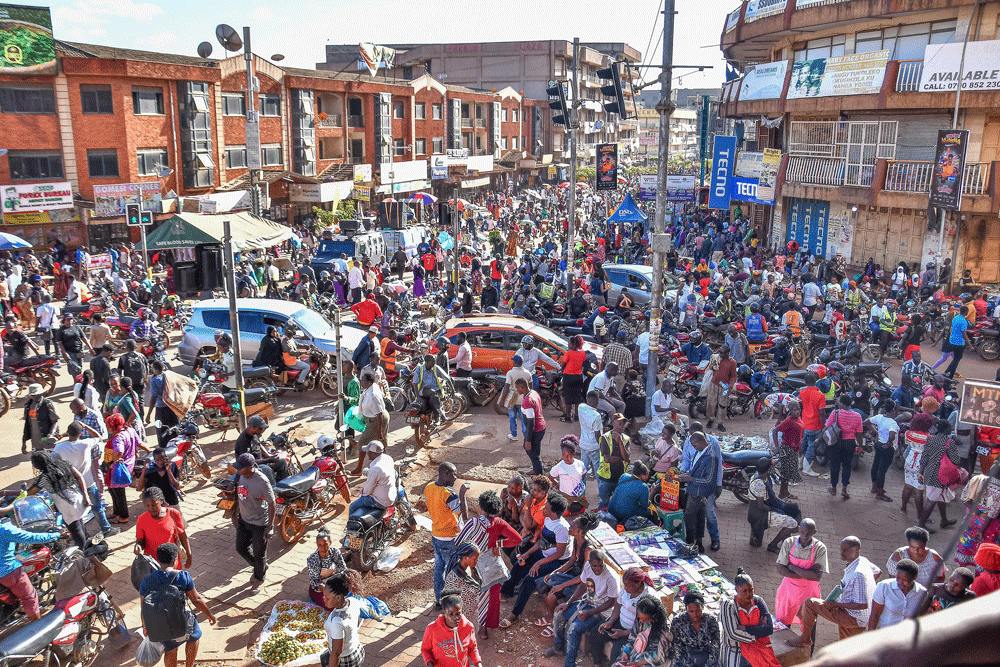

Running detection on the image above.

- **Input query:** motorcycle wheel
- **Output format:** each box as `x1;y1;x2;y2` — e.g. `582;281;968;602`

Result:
791;345;809;369
33;369;57;396
732;485;751;504
978;339;1000;361
351;532;380;572
442;394;462;421
491;390;507;416
389;387;408;413
177;464;194;487
319;372;339;398
726;396;750;419
280;506;309;544
0;388;10;418
158;330;171;349
861;345;882;363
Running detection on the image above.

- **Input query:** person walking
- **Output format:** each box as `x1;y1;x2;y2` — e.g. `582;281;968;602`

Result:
706;345;737;432
798;373;826;477
421;591;483;667
931;304;972;379
425;462;470;608
866;400;899;502
596;414;631;509
515;377;547;475
918;418;962;533
233;453;275;588
824;394;864;499
21;384;59;454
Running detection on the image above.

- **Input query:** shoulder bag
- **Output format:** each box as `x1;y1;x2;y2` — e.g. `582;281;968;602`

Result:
822;410;842;448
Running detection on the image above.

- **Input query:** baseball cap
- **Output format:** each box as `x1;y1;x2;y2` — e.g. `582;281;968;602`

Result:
248;415;268;430
369;325;380;333
613;412;628;422
598;306;609;313
362;440;385;454
235;453;256;470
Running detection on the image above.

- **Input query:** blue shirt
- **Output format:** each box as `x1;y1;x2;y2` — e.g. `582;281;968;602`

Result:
685;446;720;498
949;315;969;346
681;342;712;365
608;474;651;523
149;373;167;408
681;435;724;487
0;523;60;578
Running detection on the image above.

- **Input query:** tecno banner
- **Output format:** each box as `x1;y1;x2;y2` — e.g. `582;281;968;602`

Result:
709;135;736;210
919;39;1000;92
730;176;774;206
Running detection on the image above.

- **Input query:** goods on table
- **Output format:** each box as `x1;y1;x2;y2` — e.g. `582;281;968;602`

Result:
255;601;328;667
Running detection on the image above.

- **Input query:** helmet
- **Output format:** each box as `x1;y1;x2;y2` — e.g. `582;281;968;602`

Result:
738;364;753;383
435;336;450;349
807;363;828;379
749;303;760;313
664;298;675;310
248;415;268;430
526;296;537;307
485;306;498;314
319;271;330;279
817;377;833;393
521;335;534;348
317;434;335;450
284;324;298;336
545;273;554;282
181;422;199;437
690;331;703;343
388;302;400;312
833;301;843;308
217;332;233;347
750;285;761;294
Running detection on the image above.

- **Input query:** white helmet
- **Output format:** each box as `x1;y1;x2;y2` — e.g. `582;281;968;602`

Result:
316;434;335;449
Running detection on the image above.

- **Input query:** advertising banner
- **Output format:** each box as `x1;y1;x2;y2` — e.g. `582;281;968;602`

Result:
2;181;74;216
745;0;788;22
787;50;889;98
352;164;372;183
0;4;56;74
665;175;696;202
958;380;1000;427
730;176;774;206
929;129;969;211
735;151;763;178
919;40;1000;92
93;182;163;218
595;143;618;191
739;61;788;101
431;155;448;180
638;174;657;202
709;136;736;210
757;148;781;202
786;197;830;257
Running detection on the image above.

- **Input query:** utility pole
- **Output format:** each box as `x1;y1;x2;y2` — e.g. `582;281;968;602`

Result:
568;37;579;248
243;27;262;216
223;219;247;431
646;0;676;415
453;186;462;286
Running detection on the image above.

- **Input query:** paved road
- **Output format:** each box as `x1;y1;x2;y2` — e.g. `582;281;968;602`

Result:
0;335;992;667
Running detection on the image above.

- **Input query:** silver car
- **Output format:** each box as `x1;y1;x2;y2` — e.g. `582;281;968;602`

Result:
603;264;681;308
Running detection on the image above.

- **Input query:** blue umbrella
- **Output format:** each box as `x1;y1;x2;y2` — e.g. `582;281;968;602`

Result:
0;232;31;250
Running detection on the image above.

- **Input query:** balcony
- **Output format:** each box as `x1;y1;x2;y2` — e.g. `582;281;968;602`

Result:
885;160;991;195
347;115;364;128
475;118;486;128
785;156;846;187
461;118;473;128
317;114;342;128
896;61;923;92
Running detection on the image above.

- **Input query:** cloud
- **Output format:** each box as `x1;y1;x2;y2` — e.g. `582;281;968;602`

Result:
146;31;178;47
53;0;164;27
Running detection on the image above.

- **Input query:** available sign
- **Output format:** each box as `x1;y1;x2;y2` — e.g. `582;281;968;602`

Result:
730;176;774;206
918;40;1000;92
739;61;788;101
959;380;1000;427
431;155;448;180
787;50;889;98
709;136;736;210
93;182;163;217
2;181;74;214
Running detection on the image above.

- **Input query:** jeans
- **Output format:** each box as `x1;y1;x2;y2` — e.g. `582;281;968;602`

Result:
553;600;605;667
802;429;821;463
945;344;965;378
579;448;601;482
829;442;854;488
65;519;87;549
236;518;269;581
290;359;310;385
511;556;562;617
108;487;128;520
87;484;111;533
593;618;629;664
704;489;720;542
348;495;385;514
597;477;616;509
507;407;527;438
432;537;455;603
685;494;709;544
870;446;893;490
526;428;545;475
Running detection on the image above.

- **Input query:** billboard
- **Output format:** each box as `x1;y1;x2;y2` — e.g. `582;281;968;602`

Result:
919;40;1000;92
929;129;970;211
0;4;56;74
352;164;372;183
786;197;830;257
739;61;788;101
93;182;164;218
787;50;889;98
638;174;657;202
665;175;696;202
2;181;73;214
596;143;618;191
959;380;1000;428
709;136;736;210
757;148;781;202
730;176;775;206
745;0;788;21
735;151;763;178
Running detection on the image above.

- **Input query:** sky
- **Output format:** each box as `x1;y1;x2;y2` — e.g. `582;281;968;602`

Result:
19;0;731;91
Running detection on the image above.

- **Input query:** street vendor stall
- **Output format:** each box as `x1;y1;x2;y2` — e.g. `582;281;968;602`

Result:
143;212;297;252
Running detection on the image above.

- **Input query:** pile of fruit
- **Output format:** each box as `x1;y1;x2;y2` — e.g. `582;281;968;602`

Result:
258;632;325;665
256;602;329;666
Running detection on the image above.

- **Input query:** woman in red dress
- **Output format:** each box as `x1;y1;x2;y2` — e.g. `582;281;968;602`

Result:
719;569;782;667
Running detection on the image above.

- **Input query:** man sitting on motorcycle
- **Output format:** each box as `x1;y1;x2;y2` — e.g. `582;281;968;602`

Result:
0;519;61;621
901;349;934;386
568;288;589;320
878;300;899;354
3;314;39;368
413;353;449;424
129;308;157;342
745;303;769;344
348;440;398;514
781;302;803;338
681;332;712;366
281;326;310;392
234;415;288;483
519;296;544;323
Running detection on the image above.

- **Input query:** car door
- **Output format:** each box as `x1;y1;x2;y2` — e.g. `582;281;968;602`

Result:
604;267;625;305
465;329;509;371
626;270;653;305
236;311;268;362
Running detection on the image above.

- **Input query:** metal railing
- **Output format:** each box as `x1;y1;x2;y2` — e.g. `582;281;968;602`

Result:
966;162;990;195
896;61;924;92
347;115;364;128
461;118;473;128
884;160;990;195
317;114;342;128
785;155;847;186
475;118;486;128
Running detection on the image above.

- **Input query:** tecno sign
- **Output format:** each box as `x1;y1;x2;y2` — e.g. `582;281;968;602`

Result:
708;136;736;210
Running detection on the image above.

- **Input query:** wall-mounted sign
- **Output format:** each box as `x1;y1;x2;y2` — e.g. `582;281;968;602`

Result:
709;136;736;210
93;182;163;217
787;50;889;98
739;61;788;101
959;380;1000;427
757;148;781;202
0;4;56;74
736;151;764;178
745;0;787;22
2;181;73;214
919;39;1000;92
353;164;372;183
730;176;774;206
929;129;970;211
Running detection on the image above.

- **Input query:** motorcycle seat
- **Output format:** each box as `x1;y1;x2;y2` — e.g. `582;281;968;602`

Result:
242;387;273;404
854;363;884;375
0;608;66;660
242;365;274;379
10;356;53;370
980;329;998;336
470;369;492;380
276;467;320;496
812;333;833;345
116;314;137;326
784;370;809;379
349;506;385;529
62;304;92;314
722;449;770;466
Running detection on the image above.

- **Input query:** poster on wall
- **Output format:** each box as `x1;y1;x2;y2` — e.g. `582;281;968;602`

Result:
825;212;853;262
736;152;763;178
918;40;1000;92
786;197;830;258
787;50;889;98
0;4;57;75
929;129;969;211
739;61;788;101
93;183;164;218
757;149;781;202
595;143;618;191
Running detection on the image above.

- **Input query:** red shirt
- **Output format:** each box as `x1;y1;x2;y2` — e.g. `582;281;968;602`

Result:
562;349;587;375
826;408;864;440
350;299;383;326
135;508;185;568
521;391;546;432
799;386;827;431
775;416;803;450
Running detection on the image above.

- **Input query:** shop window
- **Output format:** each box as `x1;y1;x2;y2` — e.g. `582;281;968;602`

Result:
7;152;63;180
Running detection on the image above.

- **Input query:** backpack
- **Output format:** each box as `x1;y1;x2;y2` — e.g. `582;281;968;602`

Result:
120;353;145;387
141;571;189;642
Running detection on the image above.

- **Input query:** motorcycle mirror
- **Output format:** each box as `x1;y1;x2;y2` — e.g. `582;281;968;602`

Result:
883;377;893;386
154;420;162;429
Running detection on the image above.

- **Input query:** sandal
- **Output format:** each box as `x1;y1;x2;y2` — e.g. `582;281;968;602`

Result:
499;618;515;629
541;627;554;638
534;618;551;628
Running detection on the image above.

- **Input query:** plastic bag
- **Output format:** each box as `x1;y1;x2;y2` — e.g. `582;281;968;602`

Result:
374;546;403;572
136;635;164;667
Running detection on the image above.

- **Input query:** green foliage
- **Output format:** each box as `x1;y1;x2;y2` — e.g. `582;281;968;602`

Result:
575;167;596;183
312;200;356;229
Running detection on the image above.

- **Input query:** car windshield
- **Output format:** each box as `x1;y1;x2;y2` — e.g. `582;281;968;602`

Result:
534;326;570;350
292;308;332;336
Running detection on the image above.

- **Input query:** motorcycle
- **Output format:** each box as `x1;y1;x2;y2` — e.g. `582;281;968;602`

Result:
451;370;503;410
341;465;416;572
242;347;339;398
273;441;352;543
195;386;278;434
105;313;171;349
404;383;465;455
139;418;212;487
720;447;778;503
5;356;59;397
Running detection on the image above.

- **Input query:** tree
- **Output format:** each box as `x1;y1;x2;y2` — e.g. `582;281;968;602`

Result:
575;166;596;183
312;200;356;230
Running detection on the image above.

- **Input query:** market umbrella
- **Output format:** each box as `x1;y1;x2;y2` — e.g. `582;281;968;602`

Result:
576;181;590;187
617;176;628;184
0;232;32;250
405;192;438;205
446;198;471;206
558;182;571;189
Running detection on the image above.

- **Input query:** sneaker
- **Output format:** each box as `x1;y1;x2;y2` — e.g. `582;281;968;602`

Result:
507;434;518;441
102;527;121;537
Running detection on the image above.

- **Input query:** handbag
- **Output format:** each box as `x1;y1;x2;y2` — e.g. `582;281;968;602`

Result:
822;410;843;447
937;438;969;489
476;549;510;590
131;553;159;592
110;461;132;487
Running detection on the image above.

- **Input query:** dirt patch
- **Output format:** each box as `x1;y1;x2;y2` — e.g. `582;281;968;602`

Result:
363;530;436;614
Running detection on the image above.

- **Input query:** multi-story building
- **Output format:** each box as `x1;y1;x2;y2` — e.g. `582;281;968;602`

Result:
0;41;539;250
635;106;699;163
719;0;1000;280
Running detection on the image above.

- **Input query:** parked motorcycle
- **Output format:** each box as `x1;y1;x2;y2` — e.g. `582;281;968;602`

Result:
139;418;212;486
195;386;278;434
720;447;777;503
242;347;339;397
274;441;352;543
341;465;416;571
6;356;59;396
451;370;503;410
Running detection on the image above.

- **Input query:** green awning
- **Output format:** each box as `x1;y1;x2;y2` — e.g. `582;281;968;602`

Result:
144;212;296;251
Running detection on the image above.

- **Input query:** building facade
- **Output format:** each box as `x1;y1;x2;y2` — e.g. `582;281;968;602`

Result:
719;0;1000;281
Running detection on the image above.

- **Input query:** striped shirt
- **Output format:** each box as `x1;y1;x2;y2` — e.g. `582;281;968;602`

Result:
826;408;864;441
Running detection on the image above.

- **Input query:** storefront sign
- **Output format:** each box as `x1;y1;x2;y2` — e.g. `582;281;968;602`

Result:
959;380;1000;427
93;182;163;217
665;175;696;202
757;148;781;202
709;136;736;210
796;0;847;6
2;181;73;215
930;129;970;211
596;143;618;192
735;151;763;178
86;253;112;272
919;40;1000;92
375;179;431;195
0;4;56;74
739;61;788;101
547;165;557;178
198;199;217;214
353;164;372;183
787;50;889;98
725;7;740;32
352;186;370;202
380;159;428;184
290;181;355;203
730;176;774;206
638;174;657;202
745;0;787;22
431;155;448;180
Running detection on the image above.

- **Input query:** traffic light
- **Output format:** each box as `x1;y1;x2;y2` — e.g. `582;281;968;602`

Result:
139;210;153;226
125;202;141;226
598;63;629;118
546;80;570;127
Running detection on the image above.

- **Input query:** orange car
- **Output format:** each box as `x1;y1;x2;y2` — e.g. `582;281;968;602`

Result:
439;315;603;373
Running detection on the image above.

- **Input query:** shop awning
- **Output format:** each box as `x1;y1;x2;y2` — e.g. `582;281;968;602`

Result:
143;212;296;251
605;193;648;227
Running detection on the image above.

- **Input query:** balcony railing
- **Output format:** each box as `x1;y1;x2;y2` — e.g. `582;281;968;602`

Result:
883;160;991;195
347;115;364;128
317;114;342;128
785;156;846;187
461;118;473;128
475;118;486;128
896;61;924;92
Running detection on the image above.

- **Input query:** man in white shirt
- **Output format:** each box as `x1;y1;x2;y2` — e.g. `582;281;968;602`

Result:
65;276;83;307
349;440;397;512
347;262;364;304
53;422;117;536
587;364;625;415
802;280;823;320
636;323;651;377
499;355;532;442
868;559;925;629
353;370;388;475
454;331;473;377
577;392;603;479
35;294;57;356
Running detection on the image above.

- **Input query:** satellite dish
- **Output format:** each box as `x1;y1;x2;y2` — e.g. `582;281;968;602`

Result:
157;167;174;178
197;41;213;59
0;148;7;157
216;24;243;52
270;54;285;62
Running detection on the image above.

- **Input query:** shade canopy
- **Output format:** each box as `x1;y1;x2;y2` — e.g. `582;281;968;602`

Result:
143;212;296;251
606;192;648;225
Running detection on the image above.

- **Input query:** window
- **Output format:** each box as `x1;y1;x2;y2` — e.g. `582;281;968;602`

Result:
793;34;846;60
502;108;508;122
238;312;266;335
87;149;119;178
476;135;482;151
512;109;518;122
80;85;113;114
393;138;406;156
7;151;63;180
132;87;164;115
432;103;442;120
201;310;230;330
415;102;426;119
511;137;518;149
502;137;508;150
259;93;280;116
415;138;427;155
467;331;505;350
222;93;245;116
432;137;443;153
402;66;413;80
136;149;168;176
262;143;282;166
0;85;56;113
225;145;247;169
393;101;405;119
